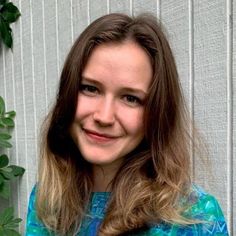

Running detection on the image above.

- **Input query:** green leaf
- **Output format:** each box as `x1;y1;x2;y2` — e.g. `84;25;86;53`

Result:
0;207;14;225
0;167;14;179
0;15;12;48
0;181;10;199
0;96;5;115
0;132;11;140
5;110;16;118
0;174;4;184
1;117;14;127
0;138;12;148
8;165;25;177
1;3;21;23
9;218;22;224
0;229;21;236
2;219;22;230
0;0;8;6
0;154;9;168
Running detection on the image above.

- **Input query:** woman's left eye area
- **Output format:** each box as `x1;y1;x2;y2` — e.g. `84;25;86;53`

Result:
79;84;98;94
123;95;142;105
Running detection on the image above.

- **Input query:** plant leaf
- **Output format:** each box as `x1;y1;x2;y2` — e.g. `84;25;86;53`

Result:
0;174;4;185
0;229;21;236
0;154;9;168
0;181;10;199
1;117;14;127
0;167;14;180
5;110;16;118
0;0;8;6
0;138;12;148
0;15;12;48
0;96;5;115
9;218;22;224
8;165;25;177
0;132;11;140
0;207;14;225
1;3;20;23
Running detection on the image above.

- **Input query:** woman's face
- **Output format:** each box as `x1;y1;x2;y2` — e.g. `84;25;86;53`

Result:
70;41;152;169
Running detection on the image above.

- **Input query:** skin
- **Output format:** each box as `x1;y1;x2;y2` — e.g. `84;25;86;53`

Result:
70;40;152;191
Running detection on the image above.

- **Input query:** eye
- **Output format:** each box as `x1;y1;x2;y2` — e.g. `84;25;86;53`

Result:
80;84;98;95
123;95;142;106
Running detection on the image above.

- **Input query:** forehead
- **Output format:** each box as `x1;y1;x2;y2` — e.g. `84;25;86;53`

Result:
82;41;153;91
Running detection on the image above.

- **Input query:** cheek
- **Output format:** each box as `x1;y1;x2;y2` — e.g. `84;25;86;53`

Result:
75;95;95;120
120;108;145;135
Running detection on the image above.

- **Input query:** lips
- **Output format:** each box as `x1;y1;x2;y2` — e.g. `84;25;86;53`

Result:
83;128;118;143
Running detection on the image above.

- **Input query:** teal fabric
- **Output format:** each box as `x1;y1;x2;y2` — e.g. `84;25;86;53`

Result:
25;185;229;235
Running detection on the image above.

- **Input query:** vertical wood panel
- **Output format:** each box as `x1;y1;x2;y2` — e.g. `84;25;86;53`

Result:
89;0;108;22
9;1;26;232
31;0;47;163
226;0;233;234
18;0;37;231
0;49;10;213
161;1;190;106
110;0;131;14
44;0;59;106
232;0;236;234
4;43;15;212
133;0;157;15
57;0;73;73
193;0;228;218
159;1;195;178
72;0;89;41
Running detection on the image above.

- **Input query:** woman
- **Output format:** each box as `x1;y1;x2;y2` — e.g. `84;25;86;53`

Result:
26;13;228;235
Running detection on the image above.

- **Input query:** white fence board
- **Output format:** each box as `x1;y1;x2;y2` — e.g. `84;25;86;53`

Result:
89;0;109;22
193;0;228;229
110;0;131;15
232;0;236;235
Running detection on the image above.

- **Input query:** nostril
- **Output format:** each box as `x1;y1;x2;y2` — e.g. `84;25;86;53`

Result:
93;109;115;126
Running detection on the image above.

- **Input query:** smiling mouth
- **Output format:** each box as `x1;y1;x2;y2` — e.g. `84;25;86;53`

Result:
83;128;119;143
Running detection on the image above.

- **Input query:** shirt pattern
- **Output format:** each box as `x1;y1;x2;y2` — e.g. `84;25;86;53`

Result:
25;185;229;235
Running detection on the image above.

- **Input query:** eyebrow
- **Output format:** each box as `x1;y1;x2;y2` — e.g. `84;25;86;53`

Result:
81;76;148;96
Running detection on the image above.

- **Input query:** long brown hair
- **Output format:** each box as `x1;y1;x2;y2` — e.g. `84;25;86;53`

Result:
37;13;198;235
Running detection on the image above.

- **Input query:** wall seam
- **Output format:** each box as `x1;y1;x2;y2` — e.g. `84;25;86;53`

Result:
130;0;133;16
29;0;38;164
19;0;29;229
107;0;110;14
42;0;48;112
226;0;233;234
11;37;20;231
88;0;90;24
157;0;161;22
55;0;60;77
70;0;74;42
189;0;195;180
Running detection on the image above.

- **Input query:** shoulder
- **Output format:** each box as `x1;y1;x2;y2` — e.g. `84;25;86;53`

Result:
184;184;227;223
145;185;229;236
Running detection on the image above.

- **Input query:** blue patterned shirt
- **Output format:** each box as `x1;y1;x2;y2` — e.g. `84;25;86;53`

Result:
25;185;228;235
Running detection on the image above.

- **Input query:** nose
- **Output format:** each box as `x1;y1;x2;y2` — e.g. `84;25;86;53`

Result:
93;96;115;126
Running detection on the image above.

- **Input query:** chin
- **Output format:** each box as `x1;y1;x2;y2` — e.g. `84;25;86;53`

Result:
81;151;123;167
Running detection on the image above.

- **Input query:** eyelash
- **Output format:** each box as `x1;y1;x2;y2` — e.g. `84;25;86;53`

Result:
80;84;98;94
80;84;143;106
122;95;142;105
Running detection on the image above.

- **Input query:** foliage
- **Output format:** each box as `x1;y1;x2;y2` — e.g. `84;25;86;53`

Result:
0;0;20;48
0;96;25;235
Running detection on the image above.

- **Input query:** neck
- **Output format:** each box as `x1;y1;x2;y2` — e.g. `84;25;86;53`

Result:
92;161;122;192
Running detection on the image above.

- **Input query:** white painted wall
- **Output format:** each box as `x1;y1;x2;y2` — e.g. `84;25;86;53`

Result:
0;0;235;235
